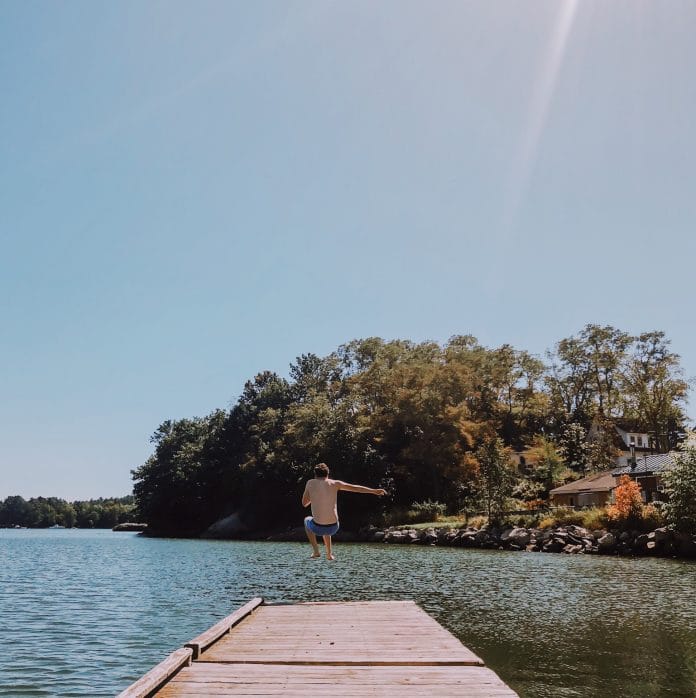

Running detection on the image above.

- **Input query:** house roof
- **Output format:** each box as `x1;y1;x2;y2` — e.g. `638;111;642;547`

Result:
594;420;652;452
614;418;648;434
605;429;653;453
550;470;616;495
612;452;676;476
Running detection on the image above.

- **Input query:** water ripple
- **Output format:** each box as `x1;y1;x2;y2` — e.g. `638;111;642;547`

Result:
1;530;695;697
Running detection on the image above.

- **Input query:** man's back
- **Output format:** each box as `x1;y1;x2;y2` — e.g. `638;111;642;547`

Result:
304;478;341;524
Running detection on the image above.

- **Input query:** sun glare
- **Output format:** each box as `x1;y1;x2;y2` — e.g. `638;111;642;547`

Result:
502;0;580;233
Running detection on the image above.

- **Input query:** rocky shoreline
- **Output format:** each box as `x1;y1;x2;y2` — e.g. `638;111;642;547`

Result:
141;514;696;559
263;523;696;559
112;522;148;532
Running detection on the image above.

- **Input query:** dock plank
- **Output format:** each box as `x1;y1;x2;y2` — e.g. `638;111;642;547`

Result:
157;664;515;697
199;602;483;667
185;597;263;660
158;664;515;696
143;601;517;697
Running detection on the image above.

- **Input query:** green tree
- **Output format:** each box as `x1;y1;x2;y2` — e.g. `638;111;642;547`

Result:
545;337;596;427
475;438;514;523
345;339;480;512
663;439;696;534
132;415;218;534
580;324;632;418
587;415;621;472
621;332;690;451
558;422;590;473
522;436;568;501
127;328;690;536
546;324;632;425
0;496;31;526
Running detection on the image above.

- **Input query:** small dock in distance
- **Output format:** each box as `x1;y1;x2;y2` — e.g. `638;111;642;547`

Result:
118;598;518;697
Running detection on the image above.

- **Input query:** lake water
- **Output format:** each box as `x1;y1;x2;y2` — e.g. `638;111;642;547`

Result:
1;529;695;697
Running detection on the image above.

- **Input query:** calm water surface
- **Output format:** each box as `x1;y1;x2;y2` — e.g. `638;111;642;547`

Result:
1;529;695;697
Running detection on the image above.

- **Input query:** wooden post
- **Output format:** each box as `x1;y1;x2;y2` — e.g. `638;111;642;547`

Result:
115;647;192;698
184;596;264;659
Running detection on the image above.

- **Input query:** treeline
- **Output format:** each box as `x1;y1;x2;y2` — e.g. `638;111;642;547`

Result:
0;495;136;528
132;325;691;535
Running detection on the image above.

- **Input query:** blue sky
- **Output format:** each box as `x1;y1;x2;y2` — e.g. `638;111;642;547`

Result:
1;1;694;499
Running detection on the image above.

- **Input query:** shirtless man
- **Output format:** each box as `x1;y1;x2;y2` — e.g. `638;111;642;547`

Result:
302;463;387;560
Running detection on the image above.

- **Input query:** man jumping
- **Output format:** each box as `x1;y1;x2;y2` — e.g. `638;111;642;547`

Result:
302;462;387;560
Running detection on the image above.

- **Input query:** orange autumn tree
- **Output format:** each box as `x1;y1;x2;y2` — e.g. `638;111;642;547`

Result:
607;475;643;522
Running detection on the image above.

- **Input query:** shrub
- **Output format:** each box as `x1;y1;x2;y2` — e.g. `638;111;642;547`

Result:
640;504;665;532
503;513;544;528
551;508;586;527
538;515;556;530
537;507;609;531
378;506;412;528
467;515;488;529
607;475;643;523
581;507;610;531
407;500;447;523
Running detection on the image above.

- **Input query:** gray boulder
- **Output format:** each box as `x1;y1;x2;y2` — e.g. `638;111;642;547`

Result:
508;527;531;547
634;534;650;554
423;528;439;544
536;529;553;544
385;530;406;543
597;532;616;553
568;525;590;539
459;532;477;547
202;512;247;539
405;529;420;543
474;529;493;546
543;539;565;553
112;522;147;532
442;530;460;545
648;527;671;544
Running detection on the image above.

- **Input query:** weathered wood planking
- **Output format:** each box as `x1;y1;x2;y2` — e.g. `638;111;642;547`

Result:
118;599;518;697
198;601;483;666
185;597;263;660
156;663;516;697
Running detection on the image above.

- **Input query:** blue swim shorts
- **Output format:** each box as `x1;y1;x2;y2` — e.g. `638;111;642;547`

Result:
304;516;340;536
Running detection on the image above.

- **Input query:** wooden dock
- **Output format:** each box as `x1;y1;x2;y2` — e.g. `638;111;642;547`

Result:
117;598;518;697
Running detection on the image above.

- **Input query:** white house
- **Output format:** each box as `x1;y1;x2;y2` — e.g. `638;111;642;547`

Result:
588;418;655;467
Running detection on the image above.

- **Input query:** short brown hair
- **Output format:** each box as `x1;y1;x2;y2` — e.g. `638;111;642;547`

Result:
314;463;330;478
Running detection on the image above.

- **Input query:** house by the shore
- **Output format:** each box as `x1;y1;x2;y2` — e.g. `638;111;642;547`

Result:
588;417;655;468
549;470;616;508
611;452;676;502
550;451;680;508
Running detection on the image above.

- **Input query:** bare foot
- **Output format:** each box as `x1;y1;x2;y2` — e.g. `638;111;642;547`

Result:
310;551;320;558
327;554;336;561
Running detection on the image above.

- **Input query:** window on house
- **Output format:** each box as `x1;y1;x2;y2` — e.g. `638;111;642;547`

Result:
629;435;636;444
637;436;643;447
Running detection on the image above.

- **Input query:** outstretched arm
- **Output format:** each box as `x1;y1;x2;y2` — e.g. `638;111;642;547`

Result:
337;482;387;496
302;485;311;508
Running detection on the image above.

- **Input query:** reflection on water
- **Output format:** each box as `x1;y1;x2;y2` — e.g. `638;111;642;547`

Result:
1;529;695;697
